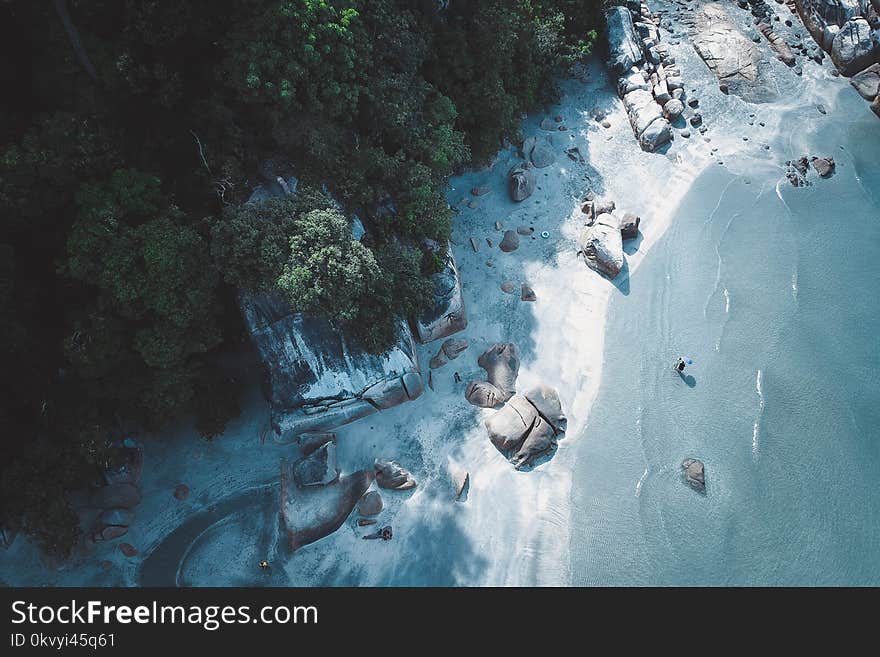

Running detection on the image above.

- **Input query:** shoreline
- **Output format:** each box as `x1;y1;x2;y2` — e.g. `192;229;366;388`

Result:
1;0;858;584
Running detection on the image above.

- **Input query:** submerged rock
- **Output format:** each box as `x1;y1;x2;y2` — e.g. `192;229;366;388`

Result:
682;458;706;493
91;482;142;510
375;459;417;491
811;156;836;177
579;213;625;279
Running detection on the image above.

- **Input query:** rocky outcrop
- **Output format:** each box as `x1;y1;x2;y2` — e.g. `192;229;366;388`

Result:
606;5;645;75
693;4;770;102
682;458;706;493
413;247;467;344
374;459;417;491
794;0;880;115
241;291;423;442
485;386;568;470
579;213;624;279
239;182;424;444
508;163;537;201
281;463;374;552
606;2;680;152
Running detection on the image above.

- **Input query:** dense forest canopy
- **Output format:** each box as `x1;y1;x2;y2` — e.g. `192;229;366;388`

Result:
0;0;600;556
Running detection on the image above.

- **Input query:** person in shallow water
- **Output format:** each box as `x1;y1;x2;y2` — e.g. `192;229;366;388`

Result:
676;357;686;372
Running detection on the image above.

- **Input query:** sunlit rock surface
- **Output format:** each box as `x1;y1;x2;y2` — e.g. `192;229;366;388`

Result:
239;290;423;442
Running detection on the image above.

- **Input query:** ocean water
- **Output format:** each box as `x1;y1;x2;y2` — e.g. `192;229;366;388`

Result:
569;107;880;585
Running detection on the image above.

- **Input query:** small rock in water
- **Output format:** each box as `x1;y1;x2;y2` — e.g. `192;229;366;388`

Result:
495;221;503;230
173;484;189;501
358;519;377;527
517;226;534;236
811;156;835;177
681;129;691;138
817;104;826;115
501;281;515;294
521;284;536;302
682;459;706;494
471;186;491;196
602;120;612;128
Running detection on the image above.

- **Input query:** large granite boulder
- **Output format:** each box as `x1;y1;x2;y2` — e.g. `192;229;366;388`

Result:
851;62;880;99
413;248;467;344
508;163;536;201
240;291;423;443
281;464;374;552
639;118;674;152
693;4;769;101
831;18;878;75
374;459;417;491
606;5;645;76
579;213;624;279
484;385;567;470
477;343;520;401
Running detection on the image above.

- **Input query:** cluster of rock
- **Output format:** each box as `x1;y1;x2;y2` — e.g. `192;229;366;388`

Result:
281;431;416;551
88;439;144;546
576;195;642;280
785;154;836;185
795;0;880;100
607;1;682;151
464;343;567;470
738;0;800;66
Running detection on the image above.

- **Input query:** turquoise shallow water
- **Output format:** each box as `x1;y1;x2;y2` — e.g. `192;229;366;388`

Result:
570;112;880;585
